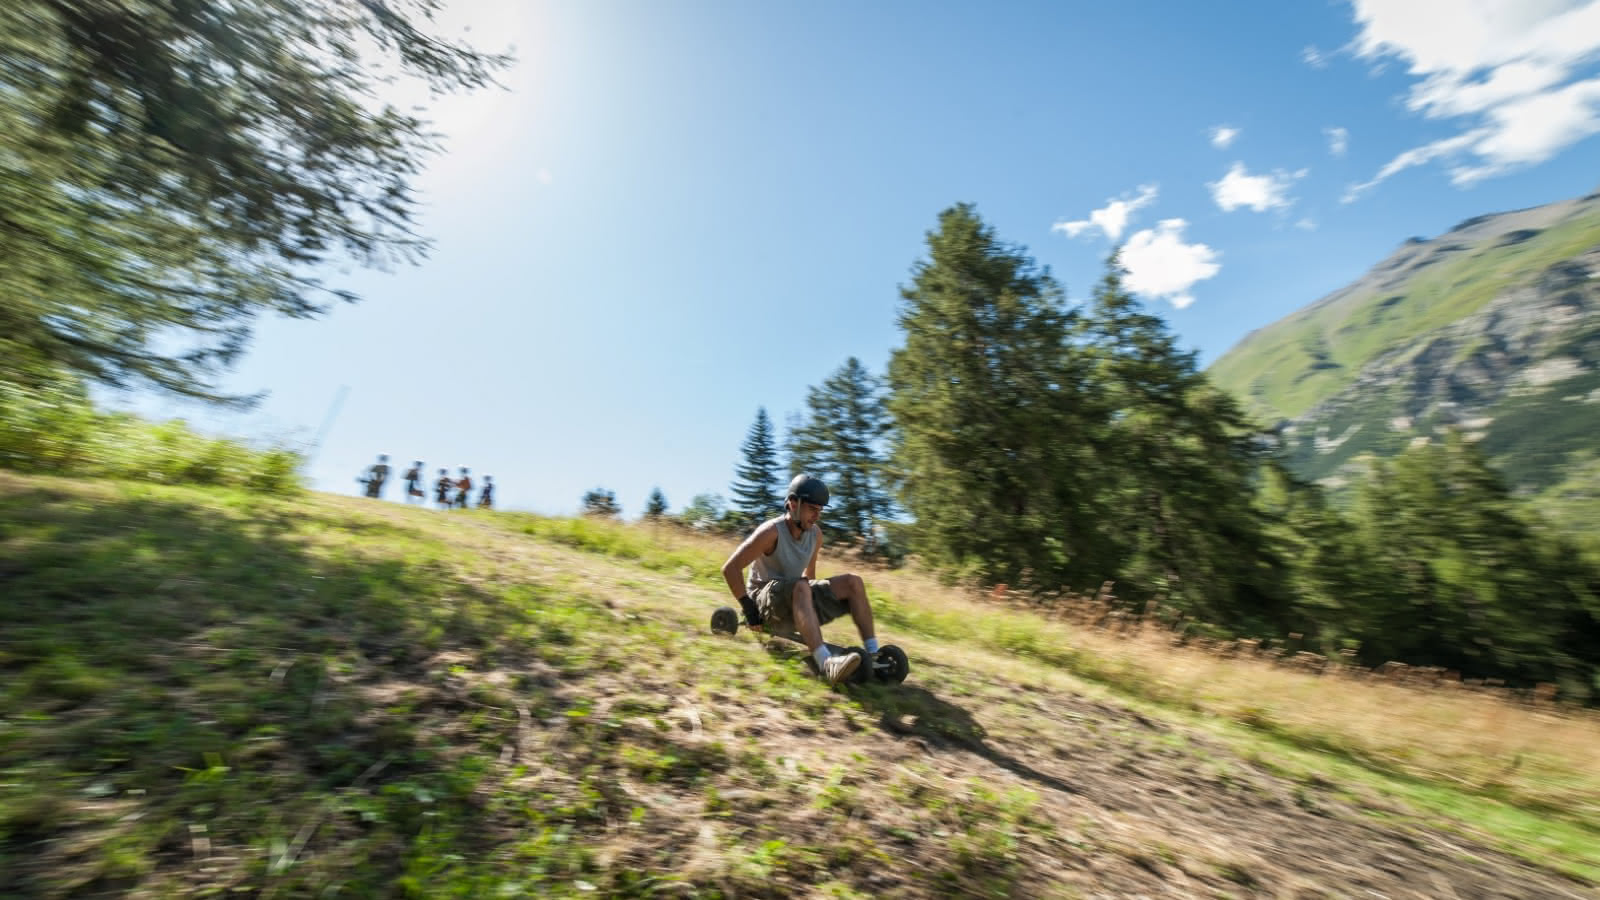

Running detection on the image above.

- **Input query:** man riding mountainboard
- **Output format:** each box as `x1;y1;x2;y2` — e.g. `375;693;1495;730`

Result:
720;474;884;685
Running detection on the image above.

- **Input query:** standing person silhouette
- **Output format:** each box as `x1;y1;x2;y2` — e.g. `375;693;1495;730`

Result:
403;461;424;503
363;454;390;499
455;467;472;509
477;475;495;509
434;468;453;509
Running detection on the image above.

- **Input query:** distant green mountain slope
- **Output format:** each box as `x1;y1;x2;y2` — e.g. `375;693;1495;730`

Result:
1208;189;1600;529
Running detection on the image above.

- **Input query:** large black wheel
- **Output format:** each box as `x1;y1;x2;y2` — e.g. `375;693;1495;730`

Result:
874;645;909;684
710;606;739;635
841;646;873;684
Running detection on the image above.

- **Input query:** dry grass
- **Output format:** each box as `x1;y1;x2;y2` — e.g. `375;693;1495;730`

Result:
869;561;1600;820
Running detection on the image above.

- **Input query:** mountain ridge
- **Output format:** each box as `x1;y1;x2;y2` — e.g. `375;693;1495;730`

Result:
1207;187;1600;526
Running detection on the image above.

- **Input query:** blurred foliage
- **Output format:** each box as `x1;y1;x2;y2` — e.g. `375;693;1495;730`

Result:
0;381;301;494
580;487;621;519
1349;434;1600;697
677;492;734;532
0;0;509;402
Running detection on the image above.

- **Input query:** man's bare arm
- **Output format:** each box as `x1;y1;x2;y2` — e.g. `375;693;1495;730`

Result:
721;520;779;601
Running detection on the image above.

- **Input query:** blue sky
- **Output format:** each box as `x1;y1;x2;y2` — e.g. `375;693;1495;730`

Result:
123;0;1600;516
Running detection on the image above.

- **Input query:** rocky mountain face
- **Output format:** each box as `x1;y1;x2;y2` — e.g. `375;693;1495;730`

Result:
1207;189;1600;528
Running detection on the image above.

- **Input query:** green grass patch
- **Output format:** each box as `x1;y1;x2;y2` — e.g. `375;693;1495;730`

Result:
510;513;722;585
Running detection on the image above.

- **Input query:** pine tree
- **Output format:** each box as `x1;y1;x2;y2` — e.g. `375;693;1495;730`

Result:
785;357;893;549
1082;255;1280;627
0;0;510;402
886;204;1098;590
581;487;621;518
730;408;782;526
644;487;669;519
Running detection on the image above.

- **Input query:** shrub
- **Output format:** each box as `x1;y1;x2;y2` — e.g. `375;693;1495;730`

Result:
0;383;302;494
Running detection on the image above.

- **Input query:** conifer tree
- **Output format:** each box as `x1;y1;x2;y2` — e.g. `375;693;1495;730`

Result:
1082;256;1278;626
581;487;621;518
0;0;510;402
786;357;893;549
644;487;669;519
730;408;782;526
886;204;1098;589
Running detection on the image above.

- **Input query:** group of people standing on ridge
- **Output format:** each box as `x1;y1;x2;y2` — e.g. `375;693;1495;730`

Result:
360;455;494;509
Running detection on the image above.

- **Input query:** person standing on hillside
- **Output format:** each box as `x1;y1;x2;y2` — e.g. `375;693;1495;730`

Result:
720;474;881;685
434;467;454;509
455;467;473;509
363;454;390;499
477;475;495;509
403;460;425;503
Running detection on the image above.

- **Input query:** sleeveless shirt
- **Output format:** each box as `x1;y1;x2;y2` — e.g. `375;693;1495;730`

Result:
749;515;818;585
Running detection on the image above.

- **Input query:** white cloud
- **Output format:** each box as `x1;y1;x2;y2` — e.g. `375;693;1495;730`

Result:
1303;45;1330;68
1344;130;1483;201
1208;162;1307;212
1052;183;1159;241
1324;126;1350;156
1120;219;1221;310
1344;0;1600;196
1295;217;1319;231
1210;125;1240;149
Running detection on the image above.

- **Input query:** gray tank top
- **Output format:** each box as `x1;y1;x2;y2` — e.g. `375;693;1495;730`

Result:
749;515;817;585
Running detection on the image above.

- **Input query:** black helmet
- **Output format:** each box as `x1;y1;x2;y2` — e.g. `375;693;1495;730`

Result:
787;474;829;506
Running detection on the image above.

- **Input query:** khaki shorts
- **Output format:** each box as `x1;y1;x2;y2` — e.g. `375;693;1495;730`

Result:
751;577;850;635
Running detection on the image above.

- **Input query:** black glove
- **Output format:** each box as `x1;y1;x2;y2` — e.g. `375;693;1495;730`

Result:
737;593;763;627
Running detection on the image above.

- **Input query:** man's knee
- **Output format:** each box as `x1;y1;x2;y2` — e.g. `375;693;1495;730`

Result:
791;579;814;610
845;573;866;600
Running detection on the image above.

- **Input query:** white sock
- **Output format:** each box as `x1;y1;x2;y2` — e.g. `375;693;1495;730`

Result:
813;645;832;666
864;638;879;654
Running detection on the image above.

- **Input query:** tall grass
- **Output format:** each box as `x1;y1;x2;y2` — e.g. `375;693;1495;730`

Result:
0;383;300;494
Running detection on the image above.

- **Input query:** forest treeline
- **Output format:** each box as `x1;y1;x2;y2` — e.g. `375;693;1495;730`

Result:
696;206;1600;701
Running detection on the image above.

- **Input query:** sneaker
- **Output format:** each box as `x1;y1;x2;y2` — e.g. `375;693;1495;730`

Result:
820;650;862;685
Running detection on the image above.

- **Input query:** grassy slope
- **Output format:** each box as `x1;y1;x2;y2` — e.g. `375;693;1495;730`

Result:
3;473;1598;898
1208;210;1600;424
